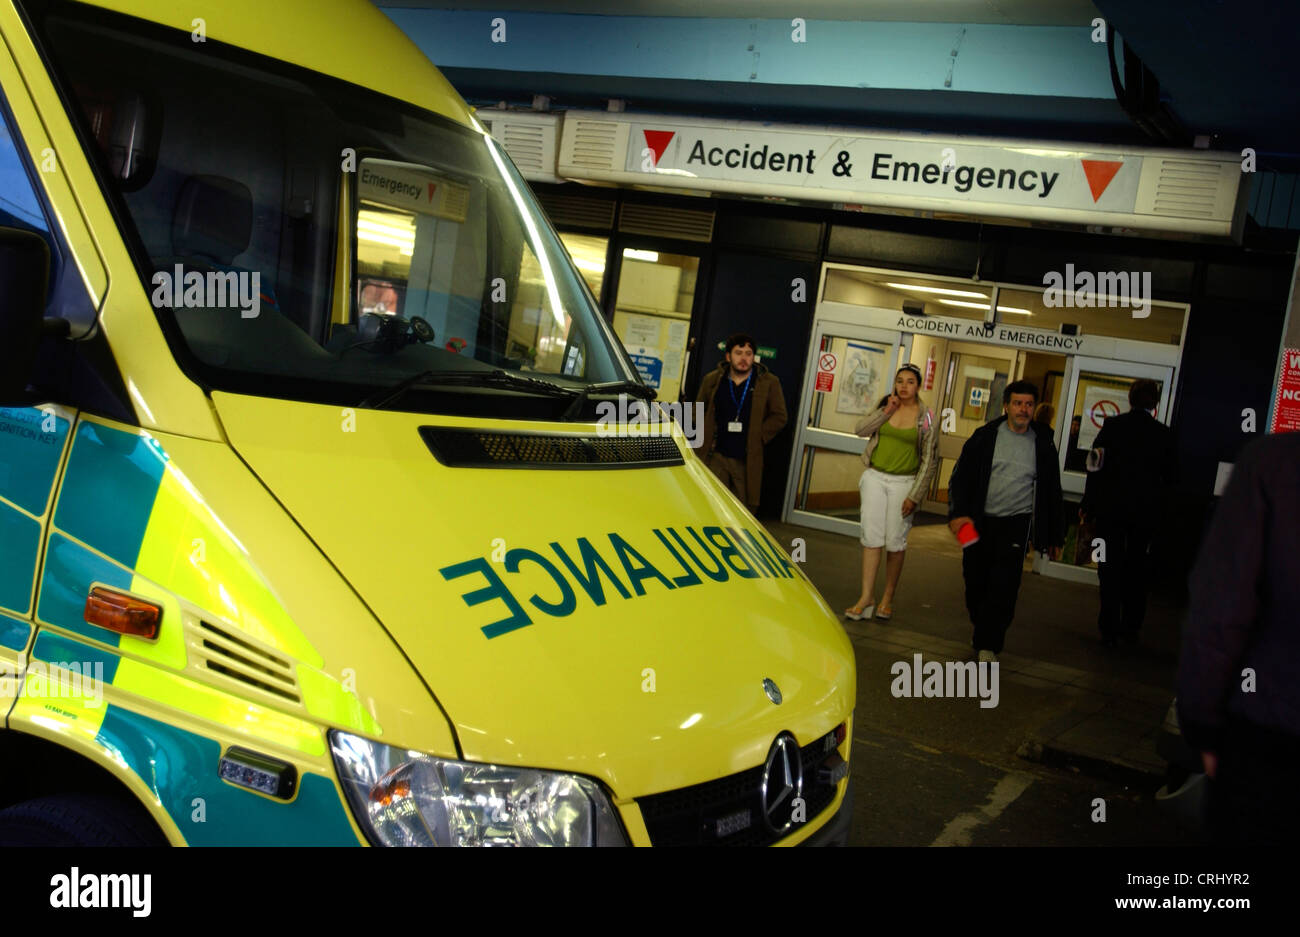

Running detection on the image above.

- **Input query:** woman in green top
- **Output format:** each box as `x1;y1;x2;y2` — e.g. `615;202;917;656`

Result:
846;364;940;621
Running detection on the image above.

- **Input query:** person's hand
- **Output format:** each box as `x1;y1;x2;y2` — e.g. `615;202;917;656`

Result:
1049;546;1062;561
901;498;916;517
948;516;973;537
1201;751;1217;780
883;394;901;415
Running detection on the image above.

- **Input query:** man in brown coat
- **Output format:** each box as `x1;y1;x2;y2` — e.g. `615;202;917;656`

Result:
695;333;788;509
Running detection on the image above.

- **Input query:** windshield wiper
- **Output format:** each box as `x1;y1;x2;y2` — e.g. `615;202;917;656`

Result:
360;369;578;410
560;380;656;422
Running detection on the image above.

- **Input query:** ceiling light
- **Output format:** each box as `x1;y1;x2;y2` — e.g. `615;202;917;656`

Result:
623;249;659;262
884;282;988;299
939;299;1032;315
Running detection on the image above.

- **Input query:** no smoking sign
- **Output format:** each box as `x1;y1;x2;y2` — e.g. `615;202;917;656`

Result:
816;352;837;393
1090;399;1120;427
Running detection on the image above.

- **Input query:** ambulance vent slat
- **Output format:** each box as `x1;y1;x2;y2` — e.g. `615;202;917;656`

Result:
193;621;301;704
419;427;684;469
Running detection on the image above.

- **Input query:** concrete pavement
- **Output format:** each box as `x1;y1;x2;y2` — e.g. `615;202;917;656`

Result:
764;515;1182;785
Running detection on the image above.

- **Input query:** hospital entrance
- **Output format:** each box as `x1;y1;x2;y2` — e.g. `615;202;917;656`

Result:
783;265;1185;583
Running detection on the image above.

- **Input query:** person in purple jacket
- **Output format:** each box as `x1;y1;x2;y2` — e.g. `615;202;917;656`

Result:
1176;431;1300;845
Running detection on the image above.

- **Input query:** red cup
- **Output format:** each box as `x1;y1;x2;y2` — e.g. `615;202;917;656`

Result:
956;521;980;548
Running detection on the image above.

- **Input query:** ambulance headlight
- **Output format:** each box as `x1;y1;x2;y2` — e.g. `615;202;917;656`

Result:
330;731;627;846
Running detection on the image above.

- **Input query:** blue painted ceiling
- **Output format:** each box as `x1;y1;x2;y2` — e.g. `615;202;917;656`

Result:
380;0;1299;167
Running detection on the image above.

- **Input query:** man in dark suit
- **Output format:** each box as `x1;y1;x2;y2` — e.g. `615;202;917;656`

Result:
1079;378;1177;647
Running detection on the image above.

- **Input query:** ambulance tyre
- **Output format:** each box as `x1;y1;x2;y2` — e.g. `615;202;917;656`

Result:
0;793;167;846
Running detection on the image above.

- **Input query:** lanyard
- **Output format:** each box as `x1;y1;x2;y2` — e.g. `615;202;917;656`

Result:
729;371;753;416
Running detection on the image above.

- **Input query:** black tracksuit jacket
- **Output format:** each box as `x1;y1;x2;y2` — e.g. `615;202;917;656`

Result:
947;416;1066;553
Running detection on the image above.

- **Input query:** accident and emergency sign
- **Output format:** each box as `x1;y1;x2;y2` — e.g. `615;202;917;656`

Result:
632;124;1141;212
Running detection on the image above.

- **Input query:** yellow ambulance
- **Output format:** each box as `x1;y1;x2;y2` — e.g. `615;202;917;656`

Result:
0;0;854;845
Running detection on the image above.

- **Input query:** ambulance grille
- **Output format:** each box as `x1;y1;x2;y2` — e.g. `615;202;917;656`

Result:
193;620;301;704
419;427;684;469
636;730;841;846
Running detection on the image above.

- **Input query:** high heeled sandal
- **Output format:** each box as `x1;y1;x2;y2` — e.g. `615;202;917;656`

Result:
845;602;875;621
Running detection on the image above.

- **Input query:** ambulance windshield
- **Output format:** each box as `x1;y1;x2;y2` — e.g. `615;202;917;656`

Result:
33;4;636;413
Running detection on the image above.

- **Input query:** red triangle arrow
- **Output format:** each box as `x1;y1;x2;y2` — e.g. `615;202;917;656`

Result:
427;182;438;202
1080;159;1123;202
643;130;675;166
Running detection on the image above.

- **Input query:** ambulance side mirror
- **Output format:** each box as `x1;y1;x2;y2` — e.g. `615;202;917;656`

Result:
0;227;52;404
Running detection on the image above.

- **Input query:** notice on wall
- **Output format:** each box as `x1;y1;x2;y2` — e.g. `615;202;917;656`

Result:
623;314;661;348
1269;347;1300;433
1078;385;1124;448
628;346;664;388
667;319;689;350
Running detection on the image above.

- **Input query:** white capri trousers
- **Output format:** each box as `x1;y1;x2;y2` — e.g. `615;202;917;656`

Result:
858;467;917;551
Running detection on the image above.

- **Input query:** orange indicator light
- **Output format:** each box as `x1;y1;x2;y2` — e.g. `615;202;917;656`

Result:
84;586;161;639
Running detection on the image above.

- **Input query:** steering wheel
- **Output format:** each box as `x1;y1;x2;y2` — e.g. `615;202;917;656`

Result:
351;313;436;354
409;316;435;344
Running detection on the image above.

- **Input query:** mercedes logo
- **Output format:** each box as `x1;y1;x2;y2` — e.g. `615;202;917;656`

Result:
759;732;804;834
762;678;782;705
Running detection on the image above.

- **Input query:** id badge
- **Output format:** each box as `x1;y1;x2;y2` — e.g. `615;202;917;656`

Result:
727;421;743;433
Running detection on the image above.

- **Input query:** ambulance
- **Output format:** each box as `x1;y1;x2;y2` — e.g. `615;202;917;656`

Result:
0;0;855;846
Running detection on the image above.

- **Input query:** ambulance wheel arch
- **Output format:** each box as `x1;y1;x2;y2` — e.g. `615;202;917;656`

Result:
0;730;170;845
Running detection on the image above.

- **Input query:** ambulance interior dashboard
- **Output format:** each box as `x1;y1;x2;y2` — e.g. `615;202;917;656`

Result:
26;0;642;420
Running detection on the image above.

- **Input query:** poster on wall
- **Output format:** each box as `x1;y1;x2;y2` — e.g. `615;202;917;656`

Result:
1078;384;1125;448
1269;347;1300;433
622;314;661;348
835;341;887;414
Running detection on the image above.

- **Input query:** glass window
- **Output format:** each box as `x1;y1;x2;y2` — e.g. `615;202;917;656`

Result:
612;249;697;401
0;90;92;330
1063;370;1164;472
33;4;633;414
0;111;48;239
805;334;893;430
792;445;863;519
822;268;991;321
996;286;1185;345
558;233;608;304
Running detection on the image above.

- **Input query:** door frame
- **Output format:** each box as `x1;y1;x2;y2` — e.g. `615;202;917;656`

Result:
782;308;903;537
1037;355;1176;583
